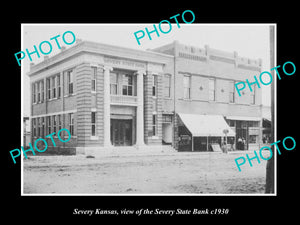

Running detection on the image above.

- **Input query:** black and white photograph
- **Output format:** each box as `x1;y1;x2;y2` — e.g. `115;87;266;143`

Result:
21;24;275;195
4;6;298;221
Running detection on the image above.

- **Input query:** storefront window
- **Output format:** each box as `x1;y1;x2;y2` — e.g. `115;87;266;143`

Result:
248;121;259;127
249;135;258;143
162;115;172;123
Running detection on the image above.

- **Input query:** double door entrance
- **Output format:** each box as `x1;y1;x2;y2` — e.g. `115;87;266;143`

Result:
111;119;133;146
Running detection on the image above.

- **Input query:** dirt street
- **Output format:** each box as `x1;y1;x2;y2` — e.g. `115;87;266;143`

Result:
23;151;268;194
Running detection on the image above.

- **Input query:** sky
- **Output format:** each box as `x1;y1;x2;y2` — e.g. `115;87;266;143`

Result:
22;24;273;117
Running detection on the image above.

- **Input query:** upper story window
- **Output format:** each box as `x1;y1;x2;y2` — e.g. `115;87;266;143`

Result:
91;67;97;92
57;75;61;98
32;80;44;104
122;74;133;96
52;76;57;99
209;78;215;101
37;82;40;103
41;80;44;102
45;74;60;100
47;78;51;100
229;81;235;103
32;83;36;104
152;74;158;97
250;86;256;104
110;72;118;95
164;74;171;98
183;75;191;99
67;70;74;95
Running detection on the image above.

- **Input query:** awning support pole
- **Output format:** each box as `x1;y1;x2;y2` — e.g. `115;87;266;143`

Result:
192;135;194;152
207;136;209;151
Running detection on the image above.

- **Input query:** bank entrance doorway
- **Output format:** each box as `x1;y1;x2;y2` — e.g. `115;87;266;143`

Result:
111;119;133;146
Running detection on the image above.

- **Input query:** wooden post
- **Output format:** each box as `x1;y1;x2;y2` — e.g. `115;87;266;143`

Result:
207;136;209;151
191;136;194;151
265;25;275;193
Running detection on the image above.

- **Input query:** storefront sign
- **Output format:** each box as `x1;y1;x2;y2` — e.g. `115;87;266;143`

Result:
104;57;146;69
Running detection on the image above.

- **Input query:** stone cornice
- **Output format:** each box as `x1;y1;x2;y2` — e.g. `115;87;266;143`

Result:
27;41;173;77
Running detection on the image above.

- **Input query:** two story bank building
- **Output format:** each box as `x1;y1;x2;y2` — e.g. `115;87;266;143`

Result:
28;40;263;155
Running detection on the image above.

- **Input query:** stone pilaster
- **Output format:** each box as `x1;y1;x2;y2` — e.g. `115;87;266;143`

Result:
136;70;146;147
103;66;113;147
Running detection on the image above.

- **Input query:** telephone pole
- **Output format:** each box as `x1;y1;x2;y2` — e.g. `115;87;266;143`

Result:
265;25;275;193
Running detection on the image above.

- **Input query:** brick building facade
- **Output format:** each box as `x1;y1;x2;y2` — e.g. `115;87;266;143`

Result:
28;40;263;155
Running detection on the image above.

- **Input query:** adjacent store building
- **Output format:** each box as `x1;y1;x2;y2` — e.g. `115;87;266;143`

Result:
28;40;263;155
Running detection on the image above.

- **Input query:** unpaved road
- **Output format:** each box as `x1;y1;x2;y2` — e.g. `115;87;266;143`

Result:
23;151;268;194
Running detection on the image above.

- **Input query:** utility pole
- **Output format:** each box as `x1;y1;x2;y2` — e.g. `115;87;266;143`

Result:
265;25;275;193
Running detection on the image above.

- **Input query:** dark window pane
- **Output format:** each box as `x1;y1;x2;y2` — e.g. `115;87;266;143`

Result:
128;75;133;85
122;86;127;95
69;83;73;94
91;112;96;123
128;86;132;96
92;125;96;136
92;80;96;91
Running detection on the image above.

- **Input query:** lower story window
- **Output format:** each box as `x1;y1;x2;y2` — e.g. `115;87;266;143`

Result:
47;116;51;134
69;113;74;136
32;118;36;137
91;112;96;136
53;115;57;134
152;114;157;136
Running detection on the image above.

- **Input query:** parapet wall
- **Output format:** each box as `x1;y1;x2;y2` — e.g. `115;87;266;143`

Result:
177;43;262;72
152;41;262;72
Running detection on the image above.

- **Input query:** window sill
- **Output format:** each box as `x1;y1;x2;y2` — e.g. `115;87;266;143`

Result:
66;135;77;138
32;101;45;105
47;97;61;102
64;93;76;98
90;136;99;140
179;98;192;101
151;136;159;140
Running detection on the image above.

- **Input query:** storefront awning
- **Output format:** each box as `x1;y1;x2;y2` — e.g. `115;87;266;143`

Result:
225;115;261;121
178;113;235;137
